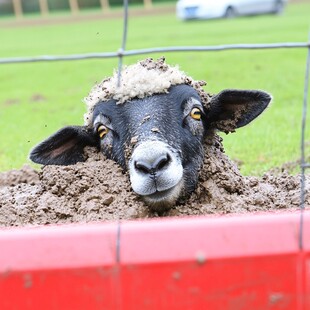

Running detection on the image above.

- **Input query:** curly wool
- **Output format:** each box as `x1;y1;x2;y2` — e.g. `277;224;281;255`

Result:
84;57;209;126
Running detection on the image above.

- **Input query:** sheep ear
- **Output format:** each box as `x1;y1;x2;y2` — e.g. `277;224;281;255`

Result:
29;126;98;165
207;89;271;133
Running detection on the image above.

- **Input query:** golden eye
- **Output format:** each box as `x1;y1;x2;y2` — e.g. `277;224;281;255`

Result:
97;125;109;139
190;107;202;121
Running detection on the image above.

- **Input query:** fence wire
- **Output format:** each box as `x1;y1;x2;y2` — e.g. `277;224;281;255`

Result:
0;42;309;65
0;2;309;249
299;32;310;250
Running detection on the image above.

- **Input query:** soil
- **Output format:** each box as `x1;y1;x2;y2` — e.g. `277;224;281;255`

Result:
0;134;308;228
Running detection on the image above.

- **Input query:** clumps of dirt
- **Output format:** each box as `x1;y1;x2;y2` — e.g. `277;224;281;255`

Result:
0;135;308;228
179;134;304;215
0;165;39;187
0;148;145;227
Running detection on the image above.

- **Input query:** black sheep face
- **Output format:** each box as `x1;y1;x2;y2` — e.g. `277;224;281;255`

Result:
30;84;271;211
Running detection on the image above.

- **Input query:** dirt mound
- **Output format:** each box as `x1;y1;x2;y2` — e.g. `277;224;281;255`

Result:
0;135;308;227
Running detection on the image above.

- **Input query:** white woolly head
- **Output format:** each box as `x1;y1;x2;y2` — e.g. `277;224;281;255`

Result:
84;57;209;126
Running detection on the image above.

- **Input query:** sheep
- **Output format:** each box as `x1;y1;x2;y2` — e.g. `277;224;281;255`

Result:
29;57;271;211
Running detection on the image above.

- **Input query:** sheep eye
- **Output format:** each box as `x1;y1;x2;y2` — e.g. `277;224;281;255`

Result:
190;107;202;121
97;125;109;139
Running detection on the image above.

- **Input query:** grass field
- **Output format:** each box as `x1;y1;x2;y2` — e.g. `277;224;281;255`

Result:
0;2;309;174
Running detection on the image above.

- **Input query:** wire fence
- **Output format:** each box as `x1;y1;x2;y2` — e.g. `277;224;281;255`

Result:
299;32;310;250
1;1;309;248
0;42;309;64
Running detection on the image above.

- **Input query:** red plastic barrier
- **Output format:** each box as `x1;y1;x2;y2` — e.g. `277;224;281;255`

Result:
0;211;309;309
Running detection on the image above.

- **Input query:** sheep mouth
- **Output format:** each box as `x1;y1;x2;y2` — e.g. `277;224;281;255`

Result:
141;180;183;210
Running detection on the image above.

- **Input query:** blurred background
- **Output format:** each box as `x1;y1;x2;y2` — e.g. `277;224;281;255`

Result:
0;0;166;16
0;0;309;175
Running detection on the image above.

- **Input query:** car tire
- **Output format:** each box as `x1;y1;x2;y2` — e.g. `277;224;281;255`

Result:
225;6;236;19
273;0;284;14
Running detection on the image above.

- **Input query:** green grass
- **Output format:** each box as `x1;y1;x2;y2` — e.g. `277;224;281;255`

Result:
0;2;309;174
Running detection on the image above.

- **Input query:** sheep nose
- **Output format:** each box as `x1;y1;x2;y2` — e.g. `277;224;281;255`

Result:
134;154;171;176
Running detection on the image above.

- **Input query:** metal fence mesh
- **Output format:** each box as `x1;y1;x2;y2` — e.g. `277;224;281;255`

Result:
1;1;309;248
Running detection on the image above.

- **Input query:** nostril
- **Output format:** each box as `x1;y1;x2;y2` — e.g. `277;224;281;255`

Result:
154;154;171;172
134;154;171;175
134;161;152;174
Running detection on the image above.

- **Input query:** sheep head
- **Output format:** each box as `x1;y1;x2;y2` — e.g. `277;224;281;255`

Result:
30;58;271;211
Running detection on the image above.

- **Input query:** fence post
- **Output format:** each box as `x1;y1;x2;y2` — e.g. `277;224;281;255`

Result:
38;0;49;16
144;0;153;9
12;0;23;18
69;0;79;14
100;0;110;11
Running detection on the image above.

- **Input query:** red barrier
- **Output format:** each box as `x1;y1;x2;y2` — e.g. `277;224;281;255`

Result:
0;211;309;309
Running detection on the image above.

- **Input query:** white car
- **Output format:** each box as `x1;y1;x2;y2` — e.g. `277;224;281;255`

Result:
176;0;287;20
